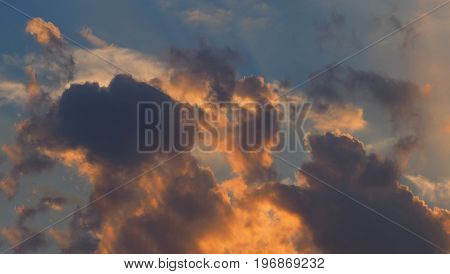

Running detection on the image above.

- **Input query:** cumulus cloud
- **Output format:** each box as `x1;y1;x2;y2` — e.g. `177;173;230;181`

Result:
161;46;281;183
71;46;165;88
303;67;427;169
2;17;446;254
3;43;447;254
266;132;449;253
405;175;450;209
5;74;211;252
3;71;447;253
2;69;318;253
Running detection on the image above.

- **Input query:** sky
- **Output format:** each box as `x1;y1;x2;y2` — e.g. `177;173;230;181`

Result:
0;0;449;253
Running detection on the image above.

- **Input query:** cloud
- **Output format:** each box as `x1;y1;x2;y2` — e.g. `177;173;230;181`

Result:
405;175;450;209
3;36;446;254
0;42;165;106
167;45;239;102
442;119;450;134
25;18;75;89
0;64;56;198
266;132;449;253
40;197;66;211
313;11;350;49
25;18;62;45
239;16;267;32
161;46;281;184
0;140;53;198
224;103;279;183
0;226;45;254
183;8;232;26
3;74;227;252
303;67;426;168
305;67;423;128
0;80;27;105
388;15;420;49
1;196;66;253
48;208;99;253
80;27;108;48
71;46;166;88
307;103;367;132
3;69;317;253
199;177;317;253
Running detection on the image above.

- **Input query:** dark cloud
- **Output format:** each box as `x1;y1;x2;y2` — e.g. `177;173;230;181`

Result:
3;50;281;249
231;103;278;182
266;132;449;253
306;67;422;118
344;68;426;167
344;67;423;127
109;155;229;253
4;39;443;254
5;73;232;253
53;74;173;166
304;67;426;166
233;76;269;102
167;45;279;183
169;44;239;101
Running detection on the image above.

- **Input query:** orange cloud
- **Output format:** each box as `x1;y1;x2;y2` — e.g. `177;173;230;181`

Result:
198;179;317;253
441;118;450;134
41;148;101;183
421;83;432;96
308;104;367;133
25;66;40;98
25;17;62;45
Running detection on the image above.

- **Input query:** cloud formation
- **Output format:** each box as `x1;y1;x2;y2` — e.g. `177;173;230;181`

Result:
1;196;66;253
25;18;62;45
1;17;448;254
405;174;450;209
304;67;427;170
266;132;449;253
25;18;75;88
80;27;108;48
2;71;310;253
183;8;232;26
